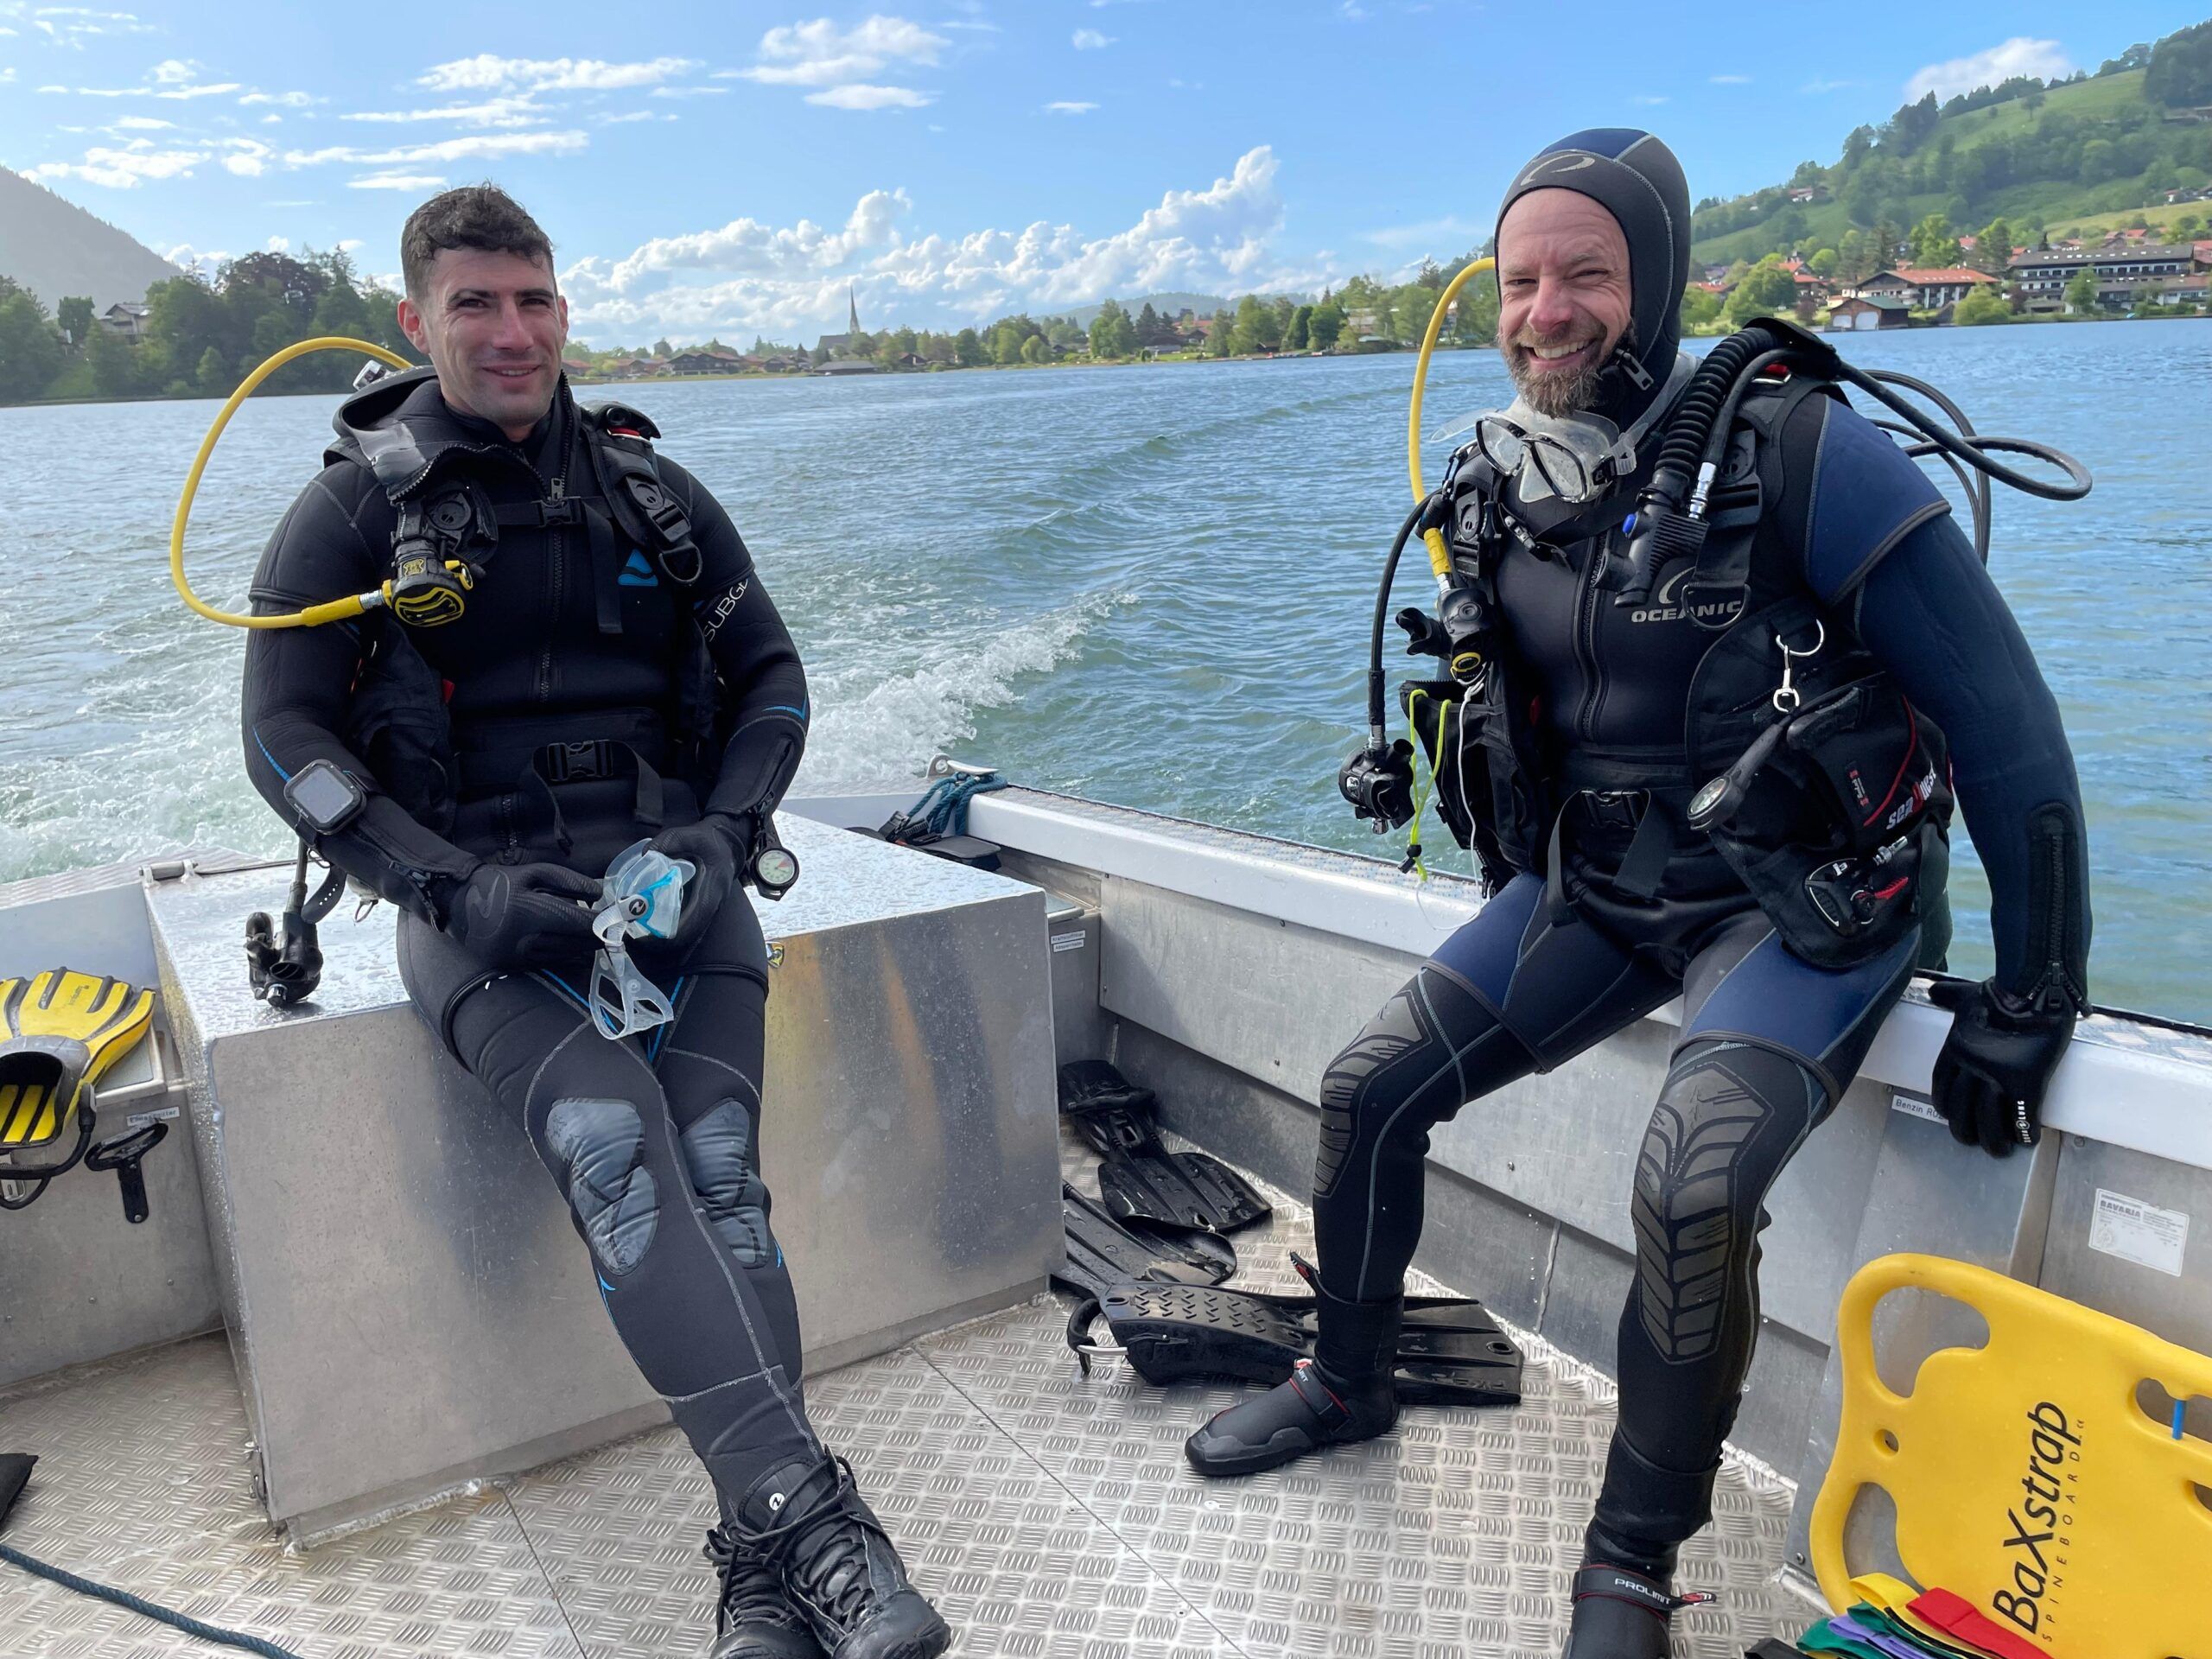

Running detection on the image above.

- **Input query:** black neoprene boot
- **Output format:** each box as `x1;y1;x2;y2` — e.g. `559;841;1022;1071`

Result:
1560;1561;1713;1658
733;1454;950;1659
1561;1435;1720;1658
1183;1281;1400;1477
703;1522;827;1659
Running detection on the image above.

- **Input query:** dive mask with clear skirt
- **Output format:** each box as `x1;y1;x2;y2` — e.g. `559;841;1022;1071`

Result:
1453;353;1694;506
589;839;694;1040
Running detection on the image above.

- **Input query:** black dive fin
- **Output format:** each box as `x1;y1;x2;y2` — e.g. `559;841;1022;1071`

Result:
1058;1058;1273;1235
1053;1184;1236;1302
1075;1281;1523;1407
1096;1148;1273;1235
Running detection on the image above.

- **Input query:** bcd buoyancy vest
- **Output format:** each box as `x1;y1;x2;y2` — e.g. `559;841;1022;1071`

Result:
323;369;728;860
1405;365;1954;970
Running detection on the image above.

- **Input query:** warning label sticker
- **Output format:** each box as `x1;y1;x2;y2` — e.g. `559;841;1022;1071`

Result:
2088;1187;2190;1278
1051;931;1087;953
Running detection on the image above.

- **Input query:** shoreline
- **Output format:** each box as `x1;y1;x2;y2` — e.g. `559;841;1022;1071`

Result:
5;311;2202;409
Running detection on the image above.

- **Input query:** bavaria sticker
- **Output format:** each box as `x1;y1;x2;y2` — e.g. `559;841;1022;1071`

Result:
2087;1187;2189;1278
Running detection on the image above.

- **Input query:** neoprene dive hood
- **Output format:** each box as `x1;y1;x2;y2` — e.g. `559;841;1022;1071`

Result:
1495;128;1691;429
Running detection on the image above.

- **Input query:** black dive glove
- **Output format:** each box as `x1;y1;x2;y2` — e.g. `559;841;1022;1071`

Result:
447;861;602;970
645;813;747;952
1926;978;2075;1157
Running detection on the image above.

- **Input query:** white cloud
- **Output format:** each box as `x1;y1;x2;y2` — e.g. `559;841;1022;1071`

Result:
572;188;912;296
265;234;289;251
1905;37;2073;102
733;16;945;85
417;54;696;93
805;83;931;110
163;243;230;276
238;90;316;107
342;95;545;128
336;238;363;251
1709;73;1751;85
560;145;1288;344
222;138;272;175
149;57;194;84
1071;29;1112;48
651;85;727;99
1800;78;1856;94
111;113;169;129
29;143;204;188
283;130;588;167
597;109;658;124
1046;100;1096;114
1630;94;1668;105
350;171;448;190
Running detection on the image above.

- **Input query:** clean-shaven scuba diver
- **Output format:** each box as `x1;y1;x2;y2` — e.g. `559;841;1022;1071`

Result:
239;188;950;1659
1184;130;2091;1658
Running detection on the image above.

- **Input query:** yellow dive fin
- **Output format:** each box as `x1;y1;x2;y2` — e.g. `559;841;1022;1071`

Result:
0;969;156;1150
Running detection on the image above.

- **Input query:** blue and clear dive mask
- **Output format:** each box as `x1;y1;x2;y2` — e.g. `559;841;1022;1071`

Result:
588;839;695;1041
1454;353;1694;505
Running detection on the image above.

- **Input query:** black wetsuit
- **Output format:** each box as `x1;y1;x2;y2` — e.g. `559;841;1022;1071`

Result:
239;378;822;1511
1311;391;2088;1567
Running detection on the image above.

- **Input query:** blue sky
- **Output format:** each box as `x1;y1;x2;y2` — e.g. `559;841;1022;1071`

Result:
3;2;2203;344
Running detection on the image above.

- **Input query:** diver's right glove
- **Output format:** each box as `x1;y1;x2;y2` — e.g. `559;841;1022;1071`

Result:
1925;978;2075;1158
446;861;602;970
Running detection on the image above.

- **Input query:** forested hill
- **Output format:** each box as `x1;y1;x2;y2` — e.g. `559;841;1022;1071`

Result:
1690;20;2212;266
0;168;181;313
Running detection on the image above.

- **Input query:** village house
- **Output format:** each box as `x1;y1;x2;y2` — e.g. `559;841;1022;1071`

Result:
1846;267;1998;308
664;349;744;375
100;302;149;341
2006;244;2202;311
1827;294;1913;333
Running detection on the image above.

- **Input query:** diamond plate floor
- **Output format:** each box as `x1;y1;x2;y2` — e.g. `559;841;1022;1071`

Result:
0;1132;1808;1657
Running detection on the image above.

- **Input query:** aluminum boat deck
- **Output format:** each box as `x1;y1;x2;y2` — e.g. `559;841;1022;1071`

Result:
1;1128;1808;1659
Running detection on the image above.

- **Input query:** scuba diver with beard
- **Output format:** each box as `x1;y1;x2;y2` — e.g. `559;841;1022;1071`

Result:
238;187;949;1659
1182;131;2093;1658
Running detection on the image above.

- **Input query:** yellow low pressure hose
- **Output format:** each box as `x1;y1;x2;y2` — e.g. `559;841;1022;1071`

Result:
1405;256;1496;582
171;335;413;629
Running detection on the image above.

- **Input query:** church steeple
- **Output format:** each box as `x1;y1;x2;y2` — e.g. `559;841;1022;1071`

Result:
848;286;861;334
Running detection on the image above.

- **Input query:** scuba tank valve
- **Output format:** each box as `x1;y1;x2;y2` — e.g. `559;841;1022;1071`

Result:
172;335;485;632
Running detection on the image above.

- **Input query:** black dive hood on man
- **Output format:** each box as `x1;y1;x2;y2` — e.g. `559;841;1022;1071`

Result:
1495;128;1691;429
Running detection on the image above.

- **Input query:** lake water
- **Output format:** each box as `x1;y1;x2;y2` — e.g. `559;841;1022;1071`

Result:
1;321;2205;1023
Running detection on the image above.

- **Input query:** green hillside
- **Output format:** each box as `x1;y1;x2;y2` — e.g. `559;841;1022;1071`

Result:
1690;21;2212;268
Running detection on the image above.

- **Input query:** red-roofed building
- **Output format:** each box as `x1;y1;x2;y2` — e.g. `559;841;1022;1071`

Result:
1848;268;1999;308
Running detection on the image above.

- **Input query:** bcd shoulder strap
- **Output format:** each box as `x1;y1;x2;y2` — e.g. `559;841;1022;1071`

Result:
580;403;704;587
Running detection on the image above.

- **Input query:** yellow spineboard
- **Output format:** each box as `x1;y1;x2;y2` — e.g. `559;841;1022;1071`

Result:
1811;1253;2212;1659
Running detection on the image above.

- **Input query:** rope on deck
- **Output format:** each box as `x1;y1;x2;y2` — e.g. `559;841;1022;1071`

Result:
1;1542;307;1659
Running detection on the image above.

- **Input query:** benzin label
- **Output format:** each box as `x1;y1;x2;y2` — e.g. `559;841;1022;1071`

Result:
2087;1188;2190;1277
1891;1091;1945;1125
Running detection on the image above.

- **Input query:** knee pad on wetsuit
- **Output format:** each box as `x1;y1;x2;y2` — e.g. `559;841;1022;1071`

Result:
680;1097;775;1268
1630;1041;1824;1363
1316;966;1477;1198
543;1097;660;1276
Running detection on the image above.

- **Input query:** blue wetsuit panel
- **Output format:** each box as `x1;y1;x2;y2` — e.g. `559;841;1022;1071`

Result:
1801;400;1952;607
1847;512;2088;991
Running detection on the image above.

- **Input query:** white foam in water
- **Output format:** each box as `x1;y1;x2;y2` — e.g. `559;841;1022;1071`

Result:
797;588;1129;791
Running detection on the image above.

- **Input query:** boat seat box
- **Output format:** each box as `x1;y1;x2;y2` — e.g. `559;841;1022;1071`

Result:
144;815;1061;1540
